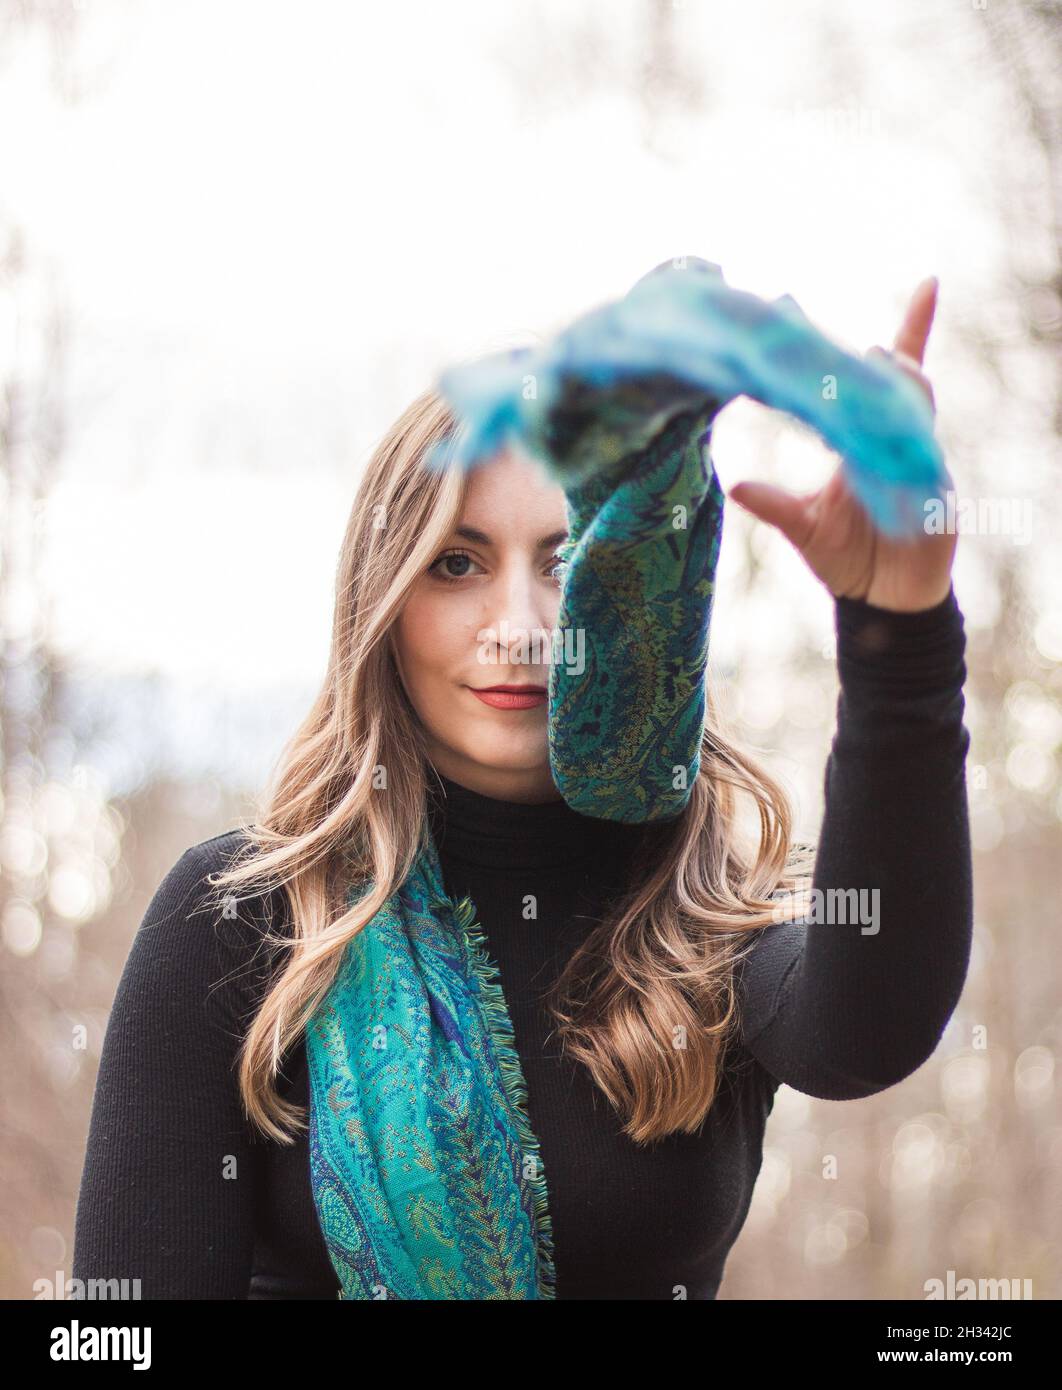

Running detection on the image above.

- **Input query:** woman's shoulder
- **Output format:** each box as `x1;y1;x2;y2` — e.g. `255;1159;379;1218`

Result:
127;828;293;1020
167;825;262;877
146;827;278;927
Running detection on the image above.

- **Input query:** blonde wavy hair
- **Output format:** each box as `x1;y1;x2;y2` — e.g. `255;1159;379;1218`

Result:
209;386;813;1146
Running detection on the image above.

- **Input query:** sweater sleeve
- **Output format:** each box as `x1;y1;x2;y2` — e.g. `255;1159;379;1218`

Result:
736;586;973;1099
71;837;269;1299
548;400;724;823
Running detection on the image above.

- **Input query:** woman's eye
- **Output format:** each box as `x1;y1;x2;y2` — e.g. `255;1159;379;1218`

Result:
429;549;568;584
430;550;483;582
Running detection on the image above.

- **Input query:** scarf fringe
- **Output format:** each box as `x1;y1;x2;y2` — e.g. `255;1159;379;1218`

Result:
448;891;559;1301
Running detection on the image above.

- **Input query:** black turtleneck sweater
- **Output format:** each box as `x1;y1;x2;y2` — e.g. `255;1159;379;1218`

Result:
72;589;972;1300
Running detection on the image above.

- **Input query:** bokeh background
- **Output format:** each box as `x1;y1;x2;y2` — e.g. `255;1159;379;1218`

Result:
2;0;1060;1300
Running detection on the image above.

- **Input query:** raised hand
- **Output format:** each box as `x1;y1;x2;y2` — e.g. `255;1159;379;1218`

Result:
727;278;956;613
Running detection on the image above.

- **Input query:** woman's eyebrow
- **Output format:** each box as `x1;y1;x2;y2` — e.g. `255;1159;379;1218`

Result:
454;525;569;548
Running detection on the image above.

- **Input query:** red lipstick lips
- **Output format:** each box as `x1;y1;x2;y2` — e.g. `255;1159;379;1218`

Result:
469;683;548;711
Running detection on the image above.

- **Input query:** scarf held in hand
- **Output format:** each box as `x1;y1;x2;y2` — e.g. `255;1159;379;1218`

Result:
305;257;949;1299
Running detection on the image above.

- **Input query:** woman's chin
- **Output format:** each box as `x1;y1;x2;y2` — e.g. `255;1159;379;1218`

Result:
448;732;551;777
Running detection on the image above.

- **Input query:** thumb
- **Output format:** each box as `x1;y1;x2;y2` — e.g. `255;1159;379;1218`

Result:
728;481;815;550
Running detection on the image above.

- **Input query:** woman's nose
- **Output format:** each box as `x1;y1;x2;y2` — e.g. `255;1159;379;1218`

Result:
483;562;558;654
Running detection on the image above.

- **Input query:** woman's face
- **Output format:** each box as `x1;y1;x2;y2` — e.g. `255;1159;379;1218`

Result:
393;447;570;803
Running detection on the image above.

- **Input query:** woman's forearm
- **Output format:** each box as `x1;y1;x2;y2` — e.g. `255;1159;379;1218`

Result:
738;588;974;1098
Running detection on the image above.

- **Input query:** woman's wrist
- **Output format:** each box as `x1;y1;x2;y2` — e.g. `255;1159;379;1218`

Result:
833;584;966;693
835;582;958;627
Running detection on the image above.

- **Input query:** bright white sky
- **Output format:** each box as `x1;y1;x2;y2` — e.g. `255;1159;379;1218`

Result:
0;0;1042;709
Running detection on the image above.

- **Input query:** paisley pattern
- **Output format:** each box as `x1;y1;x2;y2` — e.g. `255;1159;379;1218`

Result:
306;825;556;1300
548;398;723;821
307;256;950;1298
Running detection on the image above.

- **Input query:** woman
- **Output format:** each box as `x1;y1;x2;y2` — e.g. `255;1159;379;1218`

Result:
72;276;972;1300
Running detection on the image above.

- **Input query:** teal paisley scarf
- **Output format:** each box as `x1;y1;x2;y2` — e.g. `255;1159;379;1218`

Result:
305;257;948;1299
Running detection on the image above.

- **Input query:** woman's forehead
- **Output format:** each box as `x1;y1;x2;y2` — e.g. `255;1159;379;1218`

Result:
457;448;567;528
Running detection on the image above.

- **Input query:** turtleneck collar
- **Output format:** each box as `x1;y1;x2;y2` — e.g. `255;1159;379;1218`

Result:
426;768;645;871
